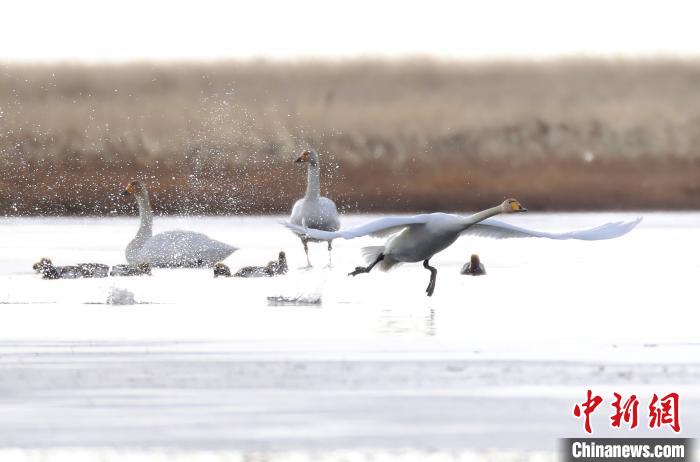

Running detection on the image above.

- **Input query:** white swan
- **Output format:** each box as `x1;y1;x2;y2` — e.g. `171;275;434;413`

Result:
284;199;641;296
123;181;237;267
290;149;340;266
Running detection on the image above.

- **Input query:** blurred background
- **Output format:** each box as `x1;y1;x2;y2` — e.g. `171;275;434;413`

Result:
1;0;700;216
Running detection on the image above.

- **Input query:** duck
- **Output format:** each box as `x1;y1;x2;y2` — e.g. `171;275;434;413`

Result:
110;263;152;277
122;180;237;267
33;258;109;279
32;257;53;274
267;251;288;275
214;251;288;278
213;262;231;278
289;149;340;267
284;199;641;296
33;258;81;279
461;254;486;276
234;251;288;278
77;263;110;278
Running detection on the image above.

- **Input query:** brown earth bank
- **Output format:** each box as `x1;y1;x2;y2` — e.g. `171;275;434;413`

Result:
1;59;699;215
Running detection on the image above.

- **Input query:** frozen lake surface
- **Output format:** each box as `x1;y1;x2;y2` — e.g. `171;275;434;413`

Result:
0;213;698;460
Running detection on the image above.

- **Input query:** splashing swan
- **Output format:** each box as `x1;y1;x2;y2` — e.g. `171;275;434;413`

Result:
290;149;340;267
123;181;237;267
285;199;641;296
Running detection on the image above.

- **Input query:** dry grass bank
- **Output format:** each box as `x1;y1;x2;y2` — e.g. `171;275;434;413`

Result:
1;59;700;215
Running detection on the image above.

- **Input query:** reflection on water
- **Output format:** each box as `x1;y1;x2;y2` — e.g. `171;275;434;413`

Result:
377;305;435;336
426;308;436;336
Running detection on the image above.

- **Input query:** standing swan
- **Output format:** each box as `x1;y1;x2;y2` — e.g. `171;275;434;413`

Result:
290;149;340;267
285;199;641;296
123;181;237;267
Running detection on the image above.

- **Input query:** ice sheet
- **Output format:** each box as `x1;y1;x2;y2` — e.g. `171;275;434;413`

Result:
0;213;697;459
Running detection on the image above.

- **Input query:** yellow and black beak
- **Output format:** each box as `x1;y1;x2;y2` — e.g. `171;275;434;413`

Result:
511;201;528;212
122;183;136;196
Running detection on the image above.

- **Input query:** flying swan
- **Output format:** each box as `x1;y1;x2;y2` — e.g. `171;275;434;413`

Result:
290;149;340;267
123;180;237;267
284;199;641;296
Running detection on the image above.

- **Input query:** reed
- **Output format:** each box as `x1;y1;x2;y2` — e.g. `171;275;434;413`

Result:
1;58;699;215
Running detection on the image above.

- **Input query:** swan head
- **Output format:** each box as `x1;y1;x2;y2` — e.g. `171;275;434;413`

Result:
122;180;147;197
295;149;319;166
501;198;528;213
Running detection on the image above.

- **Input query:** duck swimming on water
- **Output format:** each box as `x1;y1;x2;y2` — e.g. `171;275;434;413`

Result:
33;258;80;279
33;258;109;279
33;258;53;274
213;262;231;278
110;263;152;277
214;251;288;278
461;254;486;276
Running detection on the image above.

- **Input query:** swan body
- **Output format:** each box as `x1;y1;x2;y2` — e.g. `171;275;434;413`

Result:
135;230;236;268
290;149;340;266
123;181;237;267
291;197;340;233
284;199;642;296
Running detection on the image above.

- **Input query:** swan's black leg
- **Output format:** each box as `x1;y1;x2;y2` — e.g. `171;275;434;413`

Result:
327;240;333;267
423;259;438;296
349;253;384;276
302;238;311;267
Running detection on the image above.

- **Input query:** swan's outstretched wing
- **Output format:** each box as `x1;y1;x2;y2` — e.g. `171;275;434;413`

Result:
283;214;434;241
463;217;642;240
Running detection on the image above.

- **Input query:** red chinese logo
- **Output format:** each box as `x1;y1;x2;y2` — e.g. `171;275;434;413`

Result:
573;389;603;434
649;392;681;432
611;393;639;429
573;391;680;434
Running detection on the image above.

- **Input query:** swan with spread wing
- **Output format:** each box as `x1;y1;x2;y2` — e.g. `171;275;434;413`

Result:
284;199;641;296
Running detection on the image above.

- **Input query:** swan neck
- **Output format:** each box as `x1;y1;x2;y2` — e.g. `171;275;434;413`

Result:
461;205;503;229
305;163;321;199
135;192;153;238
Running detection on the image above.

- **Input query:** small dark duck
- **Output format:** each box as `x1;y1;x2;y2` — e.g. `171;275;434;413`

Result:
214;251;288;278
460;254;486;276
110;263;152;277
33;258;109;279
